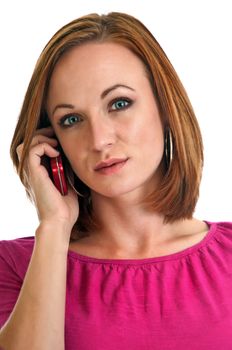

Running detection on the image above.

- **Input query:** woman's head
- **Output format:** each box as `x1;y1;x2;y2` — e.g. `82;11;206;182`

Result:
10;12;203;237
46;41;165;205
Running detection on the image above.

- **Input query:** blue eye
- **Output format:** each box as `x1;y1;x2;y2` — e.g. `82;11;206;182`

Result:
111;98;131;111
59;114;82;127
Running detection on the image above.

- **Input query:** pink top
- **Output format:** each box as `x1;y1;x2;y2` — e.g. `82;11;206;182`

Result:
0;221;232;349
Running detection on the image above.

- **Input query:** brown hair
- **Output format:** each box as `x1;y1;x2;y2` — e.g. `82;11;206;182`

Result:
10;12;203;239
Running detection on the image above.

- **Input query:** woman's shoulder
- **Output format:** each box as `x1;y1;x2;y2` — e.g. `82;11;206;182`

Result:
208;220;232;233
0;236;35;278
204;220;232;243
0;235;35;255
205;220;232;254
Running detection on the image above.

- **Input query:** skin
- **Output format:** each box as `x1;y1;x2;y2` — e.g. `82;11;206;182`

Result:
1;40;209;350
46;42;208;258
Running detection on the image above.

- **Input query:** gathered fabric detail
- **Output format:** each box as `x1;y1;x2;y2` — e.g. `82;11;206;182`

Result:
1;221;232;349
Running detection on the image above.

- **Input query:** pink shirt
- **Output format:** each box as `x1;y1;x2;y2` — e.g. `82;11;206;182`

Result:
0;221;232;349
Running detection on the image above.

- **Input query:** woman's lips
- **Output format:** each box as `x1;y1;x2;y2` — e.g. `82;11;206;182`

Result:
94;158;128;170
94;159;128;175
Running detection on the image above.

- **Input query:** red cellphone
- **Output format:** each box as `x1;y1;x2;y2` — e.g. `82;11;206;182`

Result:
50;155;68;195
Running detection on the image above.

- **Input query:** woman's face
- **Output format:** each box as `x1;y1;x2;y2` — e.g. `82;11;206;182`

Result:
46;42;164;200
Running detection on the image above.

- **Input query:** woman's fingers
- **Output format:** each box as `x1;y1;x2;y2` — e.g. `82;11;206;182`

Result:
30;135;58;148
34;126;55;136
16;129;60;188
16;127;59;161
15;126;79;231
28;143;60;171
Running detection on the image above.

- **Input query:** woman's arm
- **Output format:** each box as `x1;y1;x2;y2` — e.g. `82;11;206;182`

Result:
0;221;70;350
0;127;79;349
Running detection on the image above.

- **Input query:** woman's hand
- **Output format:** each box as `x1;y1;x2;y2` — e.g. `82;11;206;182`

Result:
16;127;79;237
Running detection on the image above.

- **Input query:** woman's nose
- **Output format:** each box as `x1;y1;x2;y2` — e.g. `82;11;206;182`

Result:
89;117;116;152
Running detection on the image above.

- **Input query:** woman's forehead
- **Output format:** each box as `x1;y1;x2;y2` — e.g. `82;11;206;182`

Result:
50;42;147;82
46;42;150;109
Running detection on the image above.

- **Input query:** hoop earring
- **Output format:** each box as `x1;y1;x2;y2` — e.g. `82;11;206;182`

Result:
66;172;86;197
165;128;173;169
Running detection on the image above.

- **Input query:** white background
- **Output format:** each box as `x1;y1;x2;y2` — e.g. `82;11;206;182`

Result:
0;0;231;240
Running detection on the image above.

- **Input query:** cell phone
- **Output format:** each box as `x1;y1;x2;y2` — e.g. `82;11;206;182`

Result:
50;155;68;195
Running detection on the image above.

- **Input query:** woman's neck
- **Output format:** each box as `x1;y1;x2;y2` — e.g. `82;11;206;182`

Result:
88;192;207;257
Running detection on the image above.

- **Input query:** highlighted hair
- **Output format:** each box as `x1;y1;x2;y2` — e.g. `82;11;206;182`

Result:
10;12;203;239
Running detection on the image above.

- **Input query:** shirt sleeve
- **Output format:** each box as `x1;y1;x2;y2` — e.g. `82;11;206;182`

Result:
0;241;23;329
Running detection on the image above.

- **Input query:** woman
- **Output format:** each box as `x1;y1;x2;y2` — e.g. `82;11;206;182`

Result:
0;12;231;350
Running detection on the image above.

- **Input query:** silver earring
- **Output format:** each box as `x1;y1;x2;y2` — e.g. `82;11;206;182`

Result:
66;173;85;197
64;160;91;199
165;128;173;169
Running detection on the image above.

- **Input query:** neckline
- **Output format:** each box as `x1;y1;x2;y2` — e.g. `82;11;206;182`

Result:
67;221;217;265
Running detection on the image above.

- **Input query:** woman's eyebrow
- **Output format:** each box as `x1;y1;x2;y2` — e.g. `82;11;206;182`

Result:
52;84;135;115
101;84;135;99
52;103;74;116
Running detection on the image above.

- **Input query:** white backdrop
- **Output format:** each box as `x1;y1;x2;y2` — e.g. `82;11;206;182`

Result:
0;0;231;240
